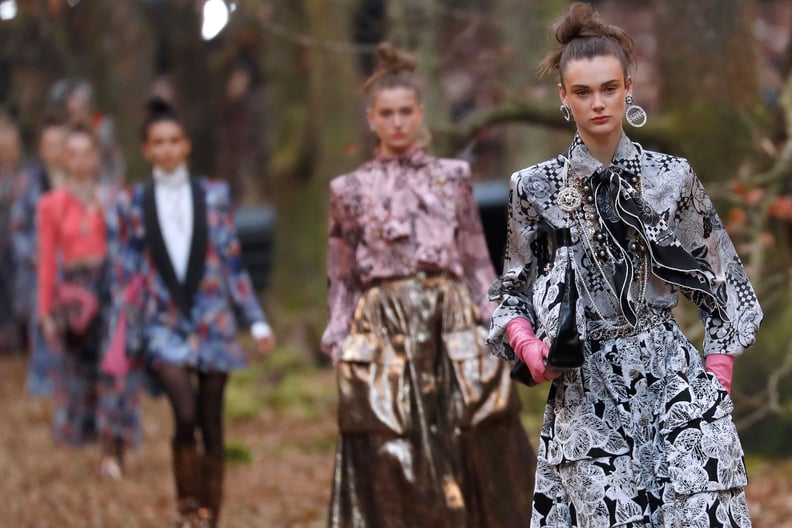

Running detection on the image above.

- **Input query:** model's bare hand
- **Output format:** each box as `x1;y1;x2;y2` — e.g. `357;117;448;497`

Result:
41;315;60;350
254;334;276;358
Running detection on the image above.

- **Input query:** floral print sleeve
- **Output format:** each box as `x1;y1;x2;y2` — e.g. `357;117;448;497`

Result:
673;161;762;356
211;182;267;328
9;172;38;270
107;188;143;293
9;169;42;320
486;167;545;361
321;177;363;362
454;163;497;323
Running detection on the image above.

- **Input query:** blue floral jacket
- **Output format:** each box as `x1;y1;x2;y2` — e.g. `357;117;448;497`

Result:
107;176;268;372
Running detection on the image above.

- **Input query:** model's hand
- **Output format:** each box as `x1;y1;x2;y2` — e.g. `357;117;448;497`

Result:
40;315;60;349
253;334;276;358
507;317;560;384
705;354;734;394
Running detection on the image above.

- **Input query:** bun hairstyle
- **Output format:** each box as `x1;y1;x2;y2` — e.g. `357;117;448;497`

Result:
539;2;637;85
139;96;184;142
363;42;422;104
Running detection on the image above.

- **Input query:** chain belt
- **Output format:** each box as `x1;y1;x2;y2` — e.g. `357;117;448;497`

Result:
586;310;672;341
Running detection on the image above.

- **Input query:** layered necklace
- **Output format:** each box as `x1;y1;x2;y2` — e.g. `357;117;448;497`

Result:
557;154;650;330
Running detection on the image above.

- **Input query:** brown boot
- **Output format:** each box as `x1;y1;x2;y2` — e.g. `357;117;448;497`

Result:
198;454;225;528
172;444;201;526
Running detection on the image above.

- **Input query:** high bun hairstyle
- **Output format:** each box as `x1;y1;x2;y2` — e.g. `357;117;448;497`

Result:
539;2;637;86
139;97;184;142
363;43;422;105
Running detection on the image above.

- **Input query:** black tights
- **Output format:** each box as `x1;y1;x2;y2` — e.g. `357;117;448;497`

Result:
157;364;228;456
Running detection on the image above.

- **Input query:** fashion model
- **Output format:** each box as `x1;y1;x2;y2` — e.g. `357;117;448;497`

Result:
323;43;535;528
488;4;762;526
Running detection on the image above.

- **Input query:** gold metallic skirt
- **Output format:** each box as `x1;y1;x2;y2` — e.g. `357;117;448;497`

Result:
329;273;535;528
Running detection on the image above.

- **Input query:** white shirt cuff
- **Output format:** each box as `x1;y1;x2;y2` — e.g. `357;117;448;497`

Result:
250;321;272;340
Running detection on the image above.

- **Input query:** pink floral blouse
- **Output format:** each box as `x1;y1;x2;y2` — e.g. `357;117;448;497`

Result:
321;147;496;360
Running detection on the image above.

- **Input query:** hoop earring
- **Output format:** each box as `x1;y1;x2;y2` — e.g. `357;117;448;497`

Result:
560;104;572;122
625;95;647;128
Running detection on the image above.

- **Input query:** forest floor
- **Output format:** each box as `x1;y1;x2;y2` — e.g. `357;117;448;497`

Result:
1;351;791;528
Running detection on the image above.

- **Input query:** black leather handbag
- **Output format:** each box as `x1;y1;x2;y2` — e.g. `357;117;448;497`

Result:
510;225;584;386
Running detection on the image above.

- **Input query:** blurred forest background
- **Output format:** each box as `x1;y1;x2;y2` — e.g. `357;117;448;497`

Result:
2;0;792;526
1;0;792;467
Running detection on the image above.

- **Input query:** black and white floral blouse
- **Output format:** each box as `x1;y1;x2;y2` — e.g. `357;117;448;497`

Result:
488;132;762;359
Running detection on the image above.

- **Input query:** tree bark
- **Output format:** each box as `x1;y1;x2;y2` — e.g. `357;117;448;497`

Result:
654;0;760;182
260;0;359;357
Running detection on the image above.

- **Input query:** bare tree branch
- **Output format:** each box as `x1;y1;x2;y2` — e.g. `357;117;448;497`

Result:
733;71;792;429
432;100;680;156
249;1;378;54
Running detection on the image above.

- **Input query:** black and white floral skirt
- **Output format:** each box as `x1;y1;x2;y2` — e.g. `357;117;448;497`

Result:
531;319;751;528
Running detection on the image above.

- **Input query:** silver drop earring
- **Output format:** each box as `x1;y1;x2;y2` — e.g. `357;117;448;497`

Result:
560;104;572;122
625;95;647;127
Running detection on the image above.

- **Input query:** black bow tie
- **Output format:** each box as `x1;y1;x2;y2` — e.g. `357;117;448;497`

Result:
591;166;728;326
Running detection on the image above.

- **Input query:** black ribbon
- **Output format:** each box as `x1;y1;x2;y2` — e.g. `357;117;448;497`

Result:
591;167;728;326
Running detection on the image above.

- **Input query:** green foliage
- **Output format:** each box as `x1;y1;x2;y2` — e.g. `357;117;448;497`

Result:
516;385;549;440
260;368;337;420
224;441;254;464
225;367;263;421
225;345;337;423
734;294;792;456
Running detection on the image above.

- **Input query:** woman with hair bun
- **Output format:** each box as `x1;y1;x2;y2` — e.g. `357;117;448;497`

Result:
109;97;275;527
488;3;761;526
323;42;534;527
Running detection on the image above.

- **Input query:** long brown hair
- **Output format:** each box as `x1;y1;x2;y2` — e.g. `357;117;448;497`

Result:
539;2;637;86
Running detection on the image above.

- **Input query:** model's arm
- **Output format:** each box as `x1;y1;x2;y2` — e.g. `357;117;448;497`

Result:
106;188;144;292
9;173;38;269
36;194;58;319
674;162;763;357
212;182;270;334
454;162;497;324
486;169;543;361
321;179;363;363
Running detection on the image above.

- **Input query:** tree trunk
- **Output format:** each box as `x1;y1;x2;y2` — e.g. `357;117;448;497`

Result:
261;0;359;357
654;0;760;182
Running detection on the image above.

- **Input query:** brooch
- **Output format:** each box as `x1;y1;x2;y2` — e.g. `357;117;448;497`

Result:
557;185;582;213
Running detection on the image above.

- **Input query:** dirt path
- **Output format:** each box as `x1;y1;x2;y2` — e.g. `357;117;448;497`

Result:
1;354;790;527
0;355;336;528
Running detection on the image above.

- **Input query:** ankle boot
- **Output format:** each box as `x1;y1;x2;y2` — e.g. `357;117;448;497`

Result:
198;454;225;528
100;436;124;480
172;444;201;525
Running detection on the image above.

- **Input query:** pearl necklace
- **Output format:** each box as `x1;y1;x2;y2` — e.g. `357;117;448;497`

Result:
558;158;650;328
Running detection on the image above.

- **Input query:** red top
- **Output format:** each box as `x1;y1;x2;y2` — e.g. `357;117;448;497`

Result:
37;188;107;317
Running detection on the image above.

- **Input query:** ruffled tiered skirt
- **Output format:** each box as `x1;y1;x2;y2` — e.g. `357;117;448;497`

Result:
531;319;751;528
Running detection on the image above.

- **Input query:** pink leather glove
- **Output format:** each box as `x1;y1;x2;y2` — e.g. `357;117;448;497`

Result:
705;354;734;394
506;317;556;384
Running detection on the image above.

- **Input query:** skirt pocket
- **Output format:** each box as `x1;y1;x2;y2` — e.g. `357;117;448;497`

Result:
337;332;411;435
662;369;747;495
443;326;519;428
